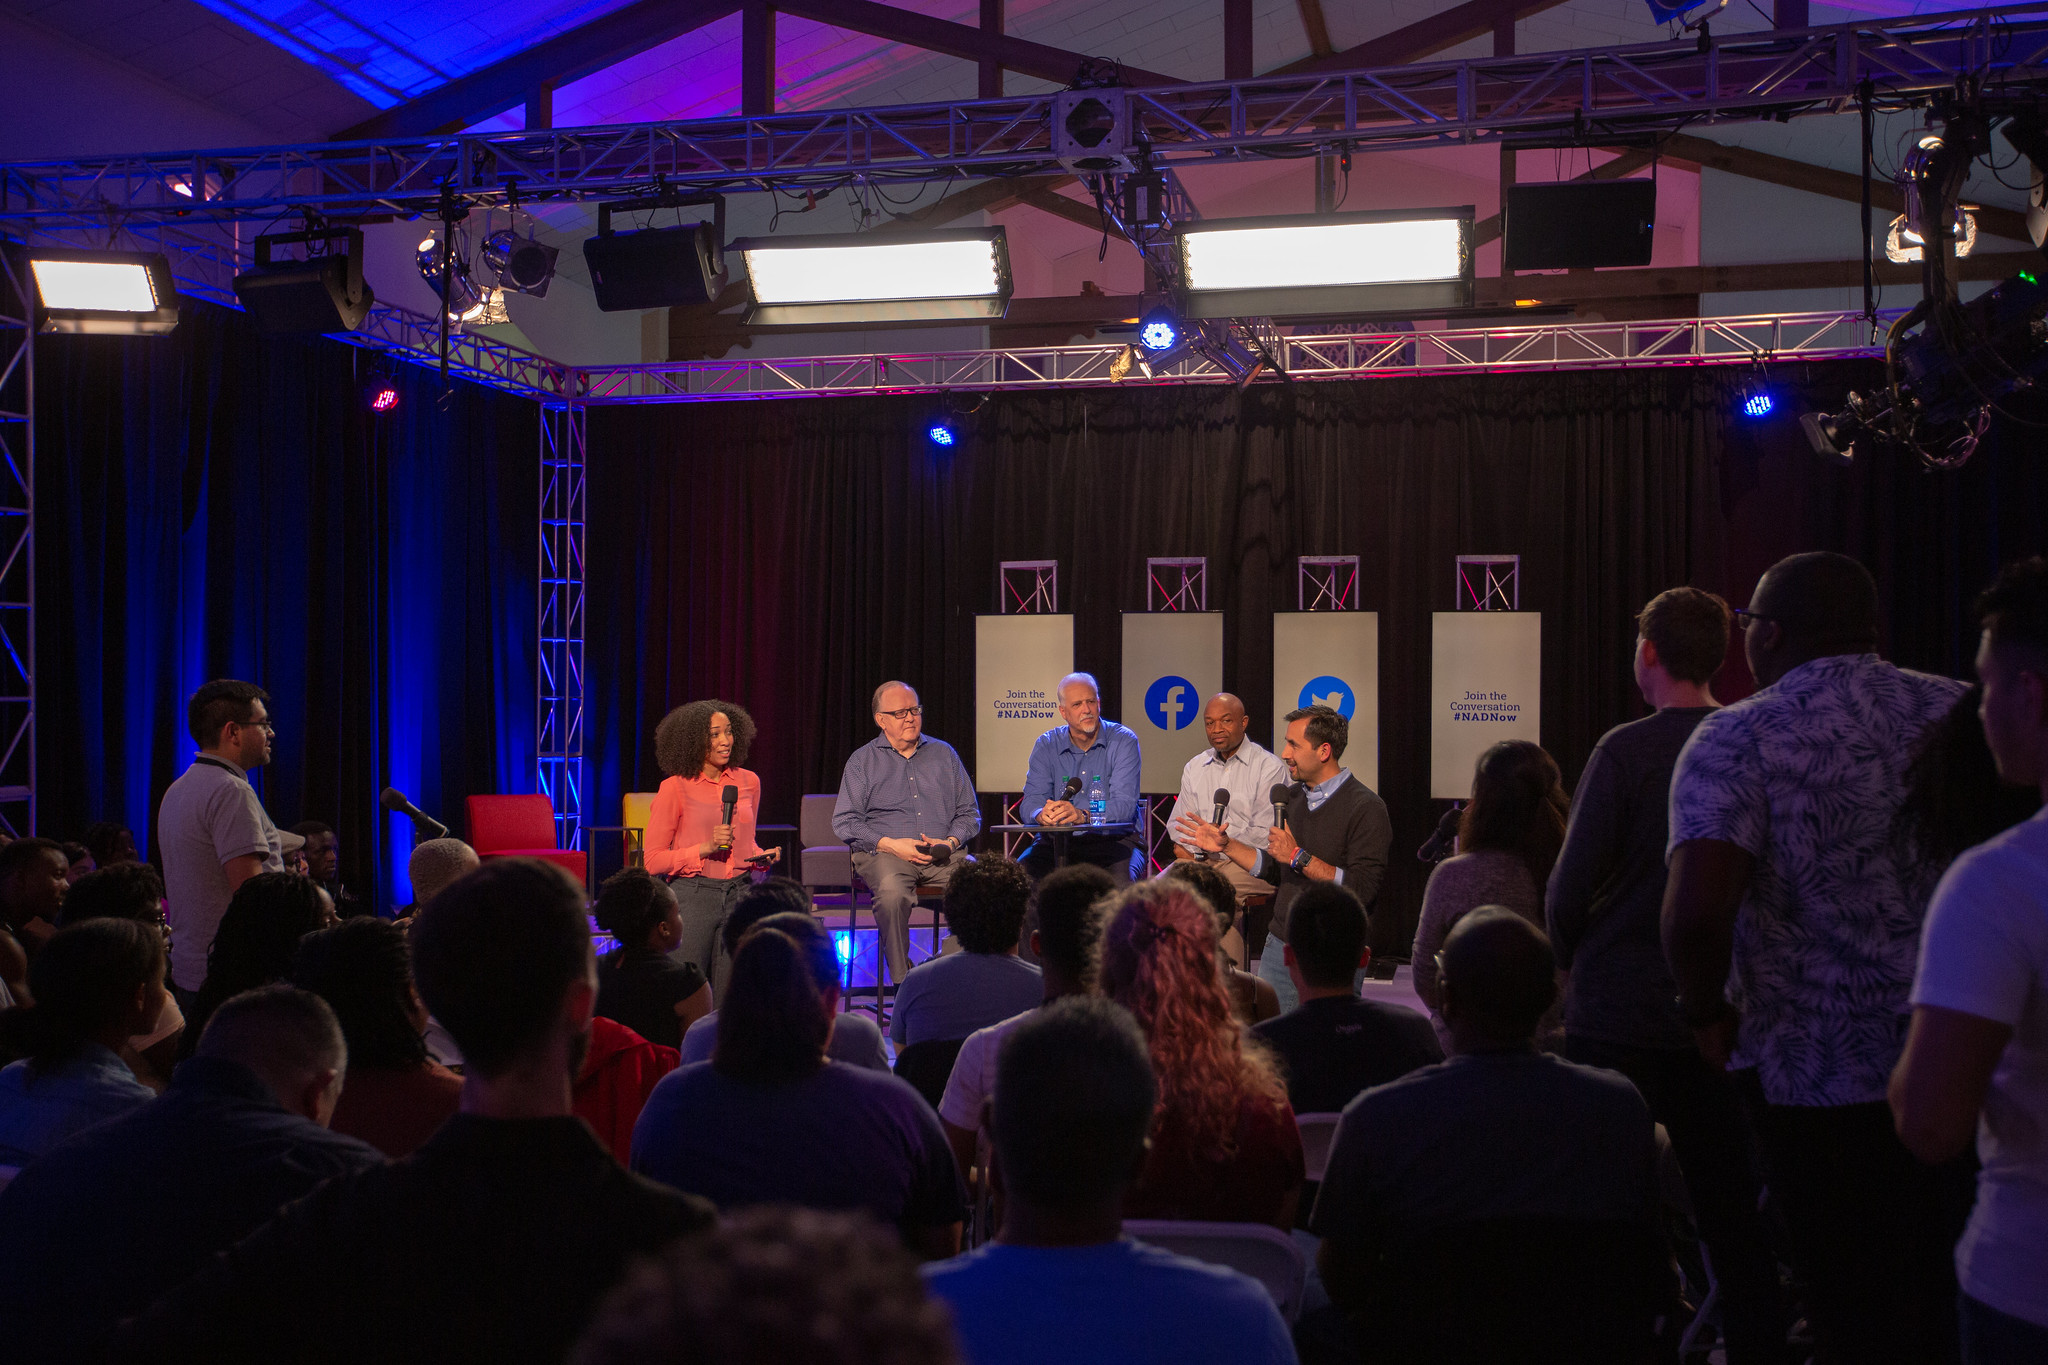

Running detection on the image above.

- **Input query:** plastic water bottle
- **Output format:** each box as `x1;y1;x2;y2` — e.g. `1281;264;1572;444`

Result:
1087;782;1106;825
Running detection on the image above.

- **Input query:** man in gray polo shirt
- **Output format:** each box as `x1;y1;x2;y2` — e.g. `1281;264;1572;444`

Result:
156;680;284;1001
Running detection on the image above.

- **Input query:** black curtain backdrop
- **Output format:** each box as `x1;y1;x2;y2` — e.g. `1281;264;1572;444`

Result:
35;302;538;908
585;362;2048;954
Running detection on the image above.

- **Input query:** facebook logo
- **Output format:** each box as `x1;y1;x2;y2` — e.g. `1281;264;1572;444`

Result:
1144;675;1198;731
1298;676;1356;720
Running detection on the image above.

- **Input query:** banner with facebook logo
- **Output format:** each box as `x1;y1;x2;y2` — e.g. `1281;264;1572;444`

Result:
1273;613;1380;791
1430;611;1542;798
1122;612;1222;793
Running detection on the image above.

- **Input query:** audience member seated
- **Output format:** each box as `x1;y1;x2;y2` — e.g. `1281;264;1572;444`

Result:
938;863;1115;1182
889;857;1042;1049
60;841;95;884
57;863;182;1088
0;985;381;1364
1665;551;1971;1365
925;997;1296;1365
632;913;965;1257
0;837;71;972
1311;909;1661;1361
403;837;482;1066
1162;859;1280;1024
1099;880;1303;1229
575;1015;680;1166
110;858;716;1364
1410;740;1568;1050
292;917;462;1157
291;820;365;918
576;1206;963;1365
83;820;140;868
1251;883;1441;1117
679;878;889;1071
1891;555;2048;1362
177;871;334;1060
0;918;162;1164
593;868;711;1050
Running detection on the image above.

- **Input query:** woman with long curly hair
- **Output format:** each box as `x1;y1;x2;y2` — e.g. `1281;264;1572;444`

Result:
644;700;781;984
1098;880;1303;1230
1411;739;1570;1048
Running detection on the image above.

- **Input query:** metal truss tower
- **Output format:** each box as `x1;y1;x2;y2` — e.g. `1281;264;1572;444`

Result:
538;401;587;851
0;253;32;835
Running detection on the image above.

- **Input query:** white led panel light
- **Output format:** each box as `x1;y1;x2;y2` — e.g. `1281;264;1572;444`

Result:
32;258;160;312
736;229;1011;325
1176;211;1474;319
28;250;182;335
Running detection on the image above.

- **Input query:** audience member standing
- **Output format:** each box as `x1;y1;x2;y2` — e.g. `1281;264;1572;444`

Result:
0;986;380;1364
1312;910;1663;1357
890;858;1042;1049
156;680;284;1005
1252;883;1441;1117
0;919;162;1164
1895;683;2042;879
592;868;711;1050
1411;740;1568;1049
1172;705;1391;1016
643;700;779;987
1099;880;1303;1229
292;918;462;1157
177;872;333;1059
631;913;965;1257
1665;550;1968;1365
924;999;1297;1365
1546;586;1786;1363
834;681;983;990
1891;556;2048;1364
111;858;715;1365
938;863;1116;1185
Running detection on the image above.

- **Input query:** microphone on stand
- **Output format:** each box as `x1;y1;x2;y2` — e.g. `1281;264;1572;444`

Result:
720;783;738;852
379;787;449;840
1418;803;1464;863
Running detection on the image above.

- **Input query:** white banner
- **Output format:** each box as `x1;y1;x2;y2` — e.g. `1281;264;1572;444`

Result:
975;615;1074;793
1273;612;1380;792
1123;613;1224;793
1430;611;1542;798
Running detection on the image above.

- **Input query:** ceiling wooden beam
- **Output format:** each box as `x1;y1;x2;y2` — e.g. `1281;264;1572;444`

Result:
335;0;740;139
1271;0;1579;77
773;0;1176;87
1297;0;1336;57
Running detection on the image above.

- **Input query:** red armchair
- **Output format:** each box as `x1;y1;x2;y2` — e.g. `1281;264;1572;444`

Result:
466;795;587;887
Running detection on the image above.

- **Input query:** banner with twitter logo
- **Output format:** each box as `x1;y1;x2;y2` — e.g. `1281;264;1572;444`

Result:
1123;612;1222;793
1273;612;1380;791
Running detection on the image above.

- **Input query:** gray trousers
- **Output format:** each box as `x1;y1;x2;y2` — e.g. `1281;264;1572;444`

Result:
667;871;752;1000
852;850;960;985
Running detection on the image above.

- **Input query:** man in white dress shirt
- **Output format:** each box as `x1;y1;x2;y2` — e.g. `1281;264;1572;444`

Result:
1166;694;1289;910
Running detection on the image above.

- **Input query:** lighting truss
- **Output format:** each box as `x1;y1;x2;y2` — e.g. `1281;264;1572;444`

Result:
571;309;1900;402
538;402;587;853
0;6;2041;227
0;252;33;836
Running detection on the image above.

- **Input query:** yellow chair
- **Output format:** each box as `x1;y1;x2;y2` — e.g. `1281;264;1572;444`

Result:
621;792;656;867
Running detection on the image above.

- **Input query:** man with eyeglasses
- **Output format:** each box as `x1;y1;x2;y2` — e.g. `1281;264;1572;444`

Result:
834;681;982;987
156;679;286;1009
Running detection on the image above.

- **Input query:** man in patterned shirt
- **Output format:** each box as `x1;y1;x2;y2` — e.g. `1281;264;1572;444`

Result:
1664;551;1969;1365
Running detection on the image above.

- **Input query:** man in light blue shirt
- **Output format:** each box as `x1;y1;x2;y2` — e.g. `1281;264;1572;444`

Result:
1168;692;1288;909
1019;673;1141;885
924;997;1296;1365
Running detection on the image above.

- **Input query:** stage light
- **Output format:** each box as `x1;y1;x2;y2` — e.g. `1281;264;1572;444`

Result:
1883;209;1977;264
583;192;727;312
481;228;558;298
1139;307;1180;353
927;422;958;448
363;375;400;413
232;227;374;335
1176;210;1473;318
415;232;498;325
27;250;181;335
1742;390;1774;418
736;228;1011;325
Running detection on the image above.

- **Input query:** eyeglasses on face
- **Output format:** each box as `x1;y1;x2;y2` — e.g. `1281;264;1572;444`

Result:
880;706;924;720
1732;608;1775;628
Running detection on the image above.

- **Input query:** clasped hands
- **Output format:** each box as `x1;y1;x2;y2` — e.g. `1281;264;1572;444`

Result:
1036;800;1087;827
879;834;956;866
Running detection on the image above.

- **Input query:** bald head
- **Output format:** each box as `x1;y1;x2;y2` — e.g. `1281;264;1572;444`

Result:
1439;907;1558;1051
1202;693;1250;757
1744;552;1880;686
408;838;480;908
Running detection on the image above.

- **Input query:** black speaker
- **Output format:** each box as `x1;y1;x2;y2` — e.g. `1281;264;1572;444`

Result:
582;221;725;312
234;228;374;334
1503;180;1657;271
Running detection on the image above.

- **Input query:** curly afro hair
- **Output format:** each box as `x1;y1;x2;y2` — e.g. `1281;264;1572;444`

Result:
655;699;757;779
940;856;1032;955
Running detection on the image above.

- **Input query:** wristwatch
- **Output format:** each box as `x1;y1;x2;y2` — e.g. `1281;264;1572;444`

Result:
1290;847;1312;873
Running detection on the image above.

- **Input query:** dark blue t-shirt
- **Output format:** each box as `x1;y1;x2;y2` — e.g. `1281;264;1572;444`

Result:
923;1239;1296;1365
630;1060;964;1231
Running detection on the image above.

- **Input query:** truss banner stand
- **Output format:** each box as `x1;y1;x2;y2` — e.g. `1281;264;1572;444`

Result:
975;615;1072;793
1274;613;1379;792
1430;613;1541;799
1123;613;1222;794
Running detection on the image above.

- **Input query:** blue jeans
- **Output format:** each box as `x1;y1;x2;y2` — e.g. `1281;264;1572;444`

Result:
1256;935;1299;1016
1960;1292;2048;1365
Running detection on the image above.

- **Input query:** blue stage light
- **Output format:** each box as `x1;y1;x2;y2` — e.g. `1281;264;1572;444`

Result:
1139;307;1180;352
1743;391;1774;419
927;422;957;447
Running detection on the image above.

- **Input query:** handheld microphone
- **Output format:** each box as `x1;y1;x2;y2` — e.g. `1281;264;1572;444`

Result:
721;783;738;826
1268;783;1291;831
379;787;449;840
1211;787;1230;828
1419;803;1463;863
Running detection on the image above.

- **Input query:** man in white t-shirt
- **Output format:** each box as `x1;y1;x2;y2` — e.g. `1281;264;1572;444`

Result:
1893;556;2048;1361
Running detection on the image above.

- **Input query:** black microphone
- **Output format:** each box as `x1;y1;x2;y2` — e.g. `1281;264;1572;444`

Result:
379;787;449;840
1060;776;1084;802
721;783;738;826
1211;787;1230;828
1418;803;1463;863
1268;782;1291;832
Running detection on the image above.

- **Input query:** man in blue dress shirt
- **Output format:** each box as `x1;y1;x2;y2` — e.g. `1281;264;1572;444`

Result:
1019;673;1141;885
834;681;983;986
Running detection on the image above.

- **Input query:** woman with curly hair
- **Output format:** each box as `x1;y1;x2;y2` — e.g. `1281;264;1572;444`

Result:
644;700;781;982
1098;879;1303;1230
176;873;334;1061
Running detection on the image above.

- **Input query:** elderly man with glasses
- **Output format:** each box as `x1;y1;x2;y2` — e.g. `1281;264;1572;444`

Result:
833;681;983;988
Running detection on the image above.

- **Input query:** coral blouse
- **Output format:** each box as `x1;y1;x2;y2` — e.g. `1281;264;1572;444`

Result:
644;768;764;878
